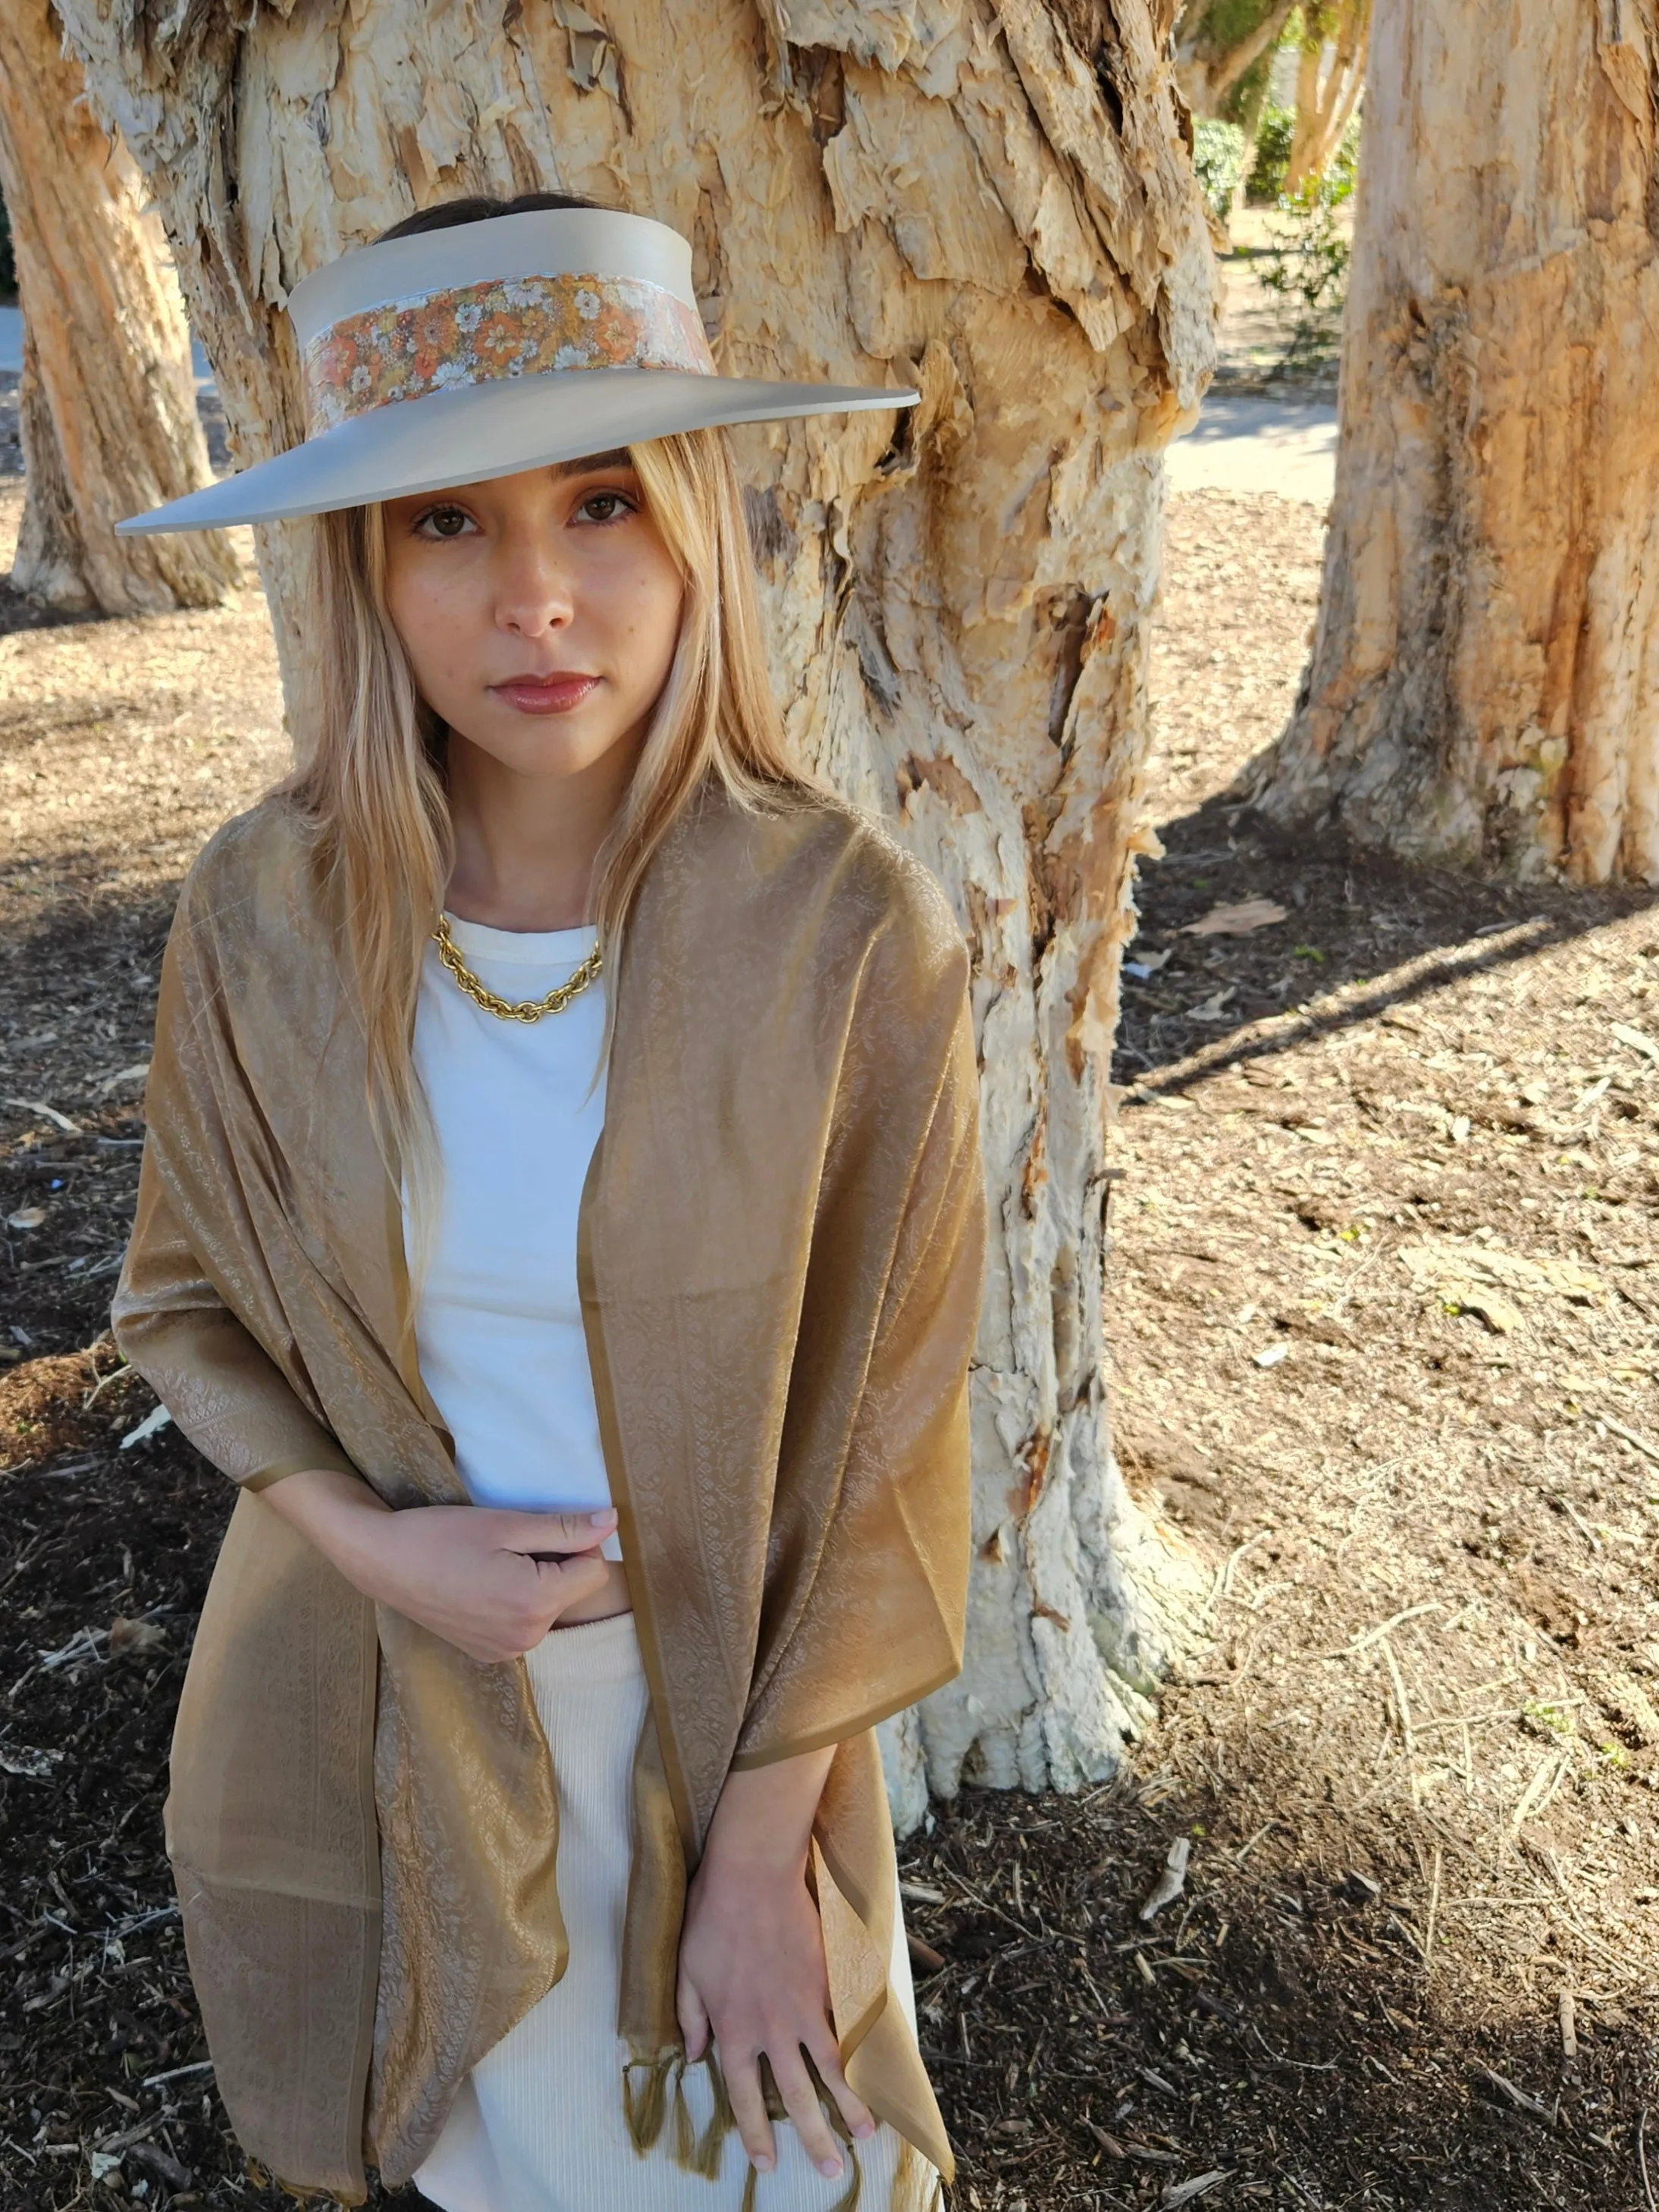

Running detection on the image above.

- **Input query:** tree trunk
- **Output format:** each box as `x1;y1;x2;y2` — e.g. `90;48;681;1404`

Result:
0;0;237;614
1283;0;1368;192
1247;0;1659;885
13;321;91;610
1174;0;1297;119
56;0;1216;1819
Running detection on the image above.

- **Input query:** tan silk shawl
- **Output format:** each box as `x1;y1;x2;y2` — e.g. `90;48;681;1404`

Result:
111;785;984;2204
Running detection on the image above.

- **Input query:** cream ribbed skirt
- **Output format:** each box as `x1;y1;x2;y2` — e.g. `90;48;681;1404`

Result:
413;1610;937;2212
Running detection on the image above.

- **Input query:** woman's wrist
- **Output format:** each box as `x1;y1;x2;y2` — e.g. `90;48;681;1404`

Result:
256;1466;396;1597
699;1746;836;1881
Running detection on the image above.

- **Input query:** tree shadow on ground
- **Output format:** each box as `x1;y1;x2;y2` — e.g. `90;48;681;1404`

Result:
901;1730;1651;2211
1115;792;1658;1106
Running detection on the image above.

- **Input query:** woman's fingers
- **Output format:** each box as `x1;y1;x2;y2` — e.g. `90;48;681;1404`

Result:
532;1549;610;1594
805;2024;876;2142
676;1969;711;2063
722;2048;776;2176
770;2046;845;2181
488;1505;616;1556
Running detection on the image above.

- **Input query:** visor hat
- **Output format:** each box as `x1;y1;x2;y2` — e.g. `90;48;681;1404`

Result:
119;206;918;534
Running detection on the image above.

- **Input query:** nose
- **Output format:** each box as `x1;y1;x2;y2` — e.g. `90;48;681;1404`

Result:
491;528;576;638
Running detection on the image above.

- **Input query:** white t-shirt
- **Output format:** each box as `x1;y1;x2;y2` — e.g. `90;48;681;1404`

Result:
405;912;621;1561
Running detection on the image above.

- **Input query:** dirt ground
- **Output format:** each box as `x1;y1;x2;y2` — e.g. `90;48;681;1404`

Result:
2;461;1657;2212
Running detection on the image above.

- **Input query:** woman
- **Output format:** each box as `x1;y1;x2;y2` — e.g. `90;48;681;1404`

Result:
111;192;983;2212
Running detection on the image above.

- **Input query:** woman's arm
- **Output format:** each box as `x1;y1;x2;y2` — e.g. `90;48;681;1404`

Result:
676;1749;875;2182
257;1468;617;1662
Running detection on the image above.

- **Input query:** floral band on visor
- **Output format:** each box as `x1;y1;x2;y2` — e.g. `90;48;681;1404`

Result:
300;271;719;433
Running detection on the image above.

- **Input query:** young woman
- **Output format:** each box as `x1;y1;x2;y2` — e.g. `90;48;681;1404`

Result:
111;196;983;2212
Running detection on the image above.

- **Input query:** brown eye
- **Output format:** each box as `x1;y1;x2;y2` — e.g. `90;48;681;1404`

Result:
579;491;633;524
416;504;475;539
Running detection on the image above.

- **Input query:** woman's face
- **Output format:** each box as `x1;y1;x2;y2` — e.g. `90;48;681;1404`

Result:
381;451;685;782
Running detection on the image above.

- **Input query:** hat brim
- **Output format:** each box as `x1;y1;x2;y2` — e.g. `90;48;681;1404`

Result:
116;368;918;534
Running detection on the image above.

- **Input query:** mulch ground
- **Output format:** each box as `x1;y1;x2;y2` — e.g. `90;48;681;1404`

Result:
2;464;1656;2212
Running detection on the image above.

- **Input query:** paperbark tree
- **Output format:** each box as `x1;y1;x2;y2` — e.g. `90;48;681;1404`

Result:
1284;0;1368;192
1173;0;1297;119
0;0;236;614
1247;0;1659;885
55;0;1216;1820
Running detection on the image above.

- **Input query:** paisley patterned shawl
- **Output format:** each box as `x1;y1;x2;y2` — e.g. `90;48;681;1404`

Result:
112;784;984;2202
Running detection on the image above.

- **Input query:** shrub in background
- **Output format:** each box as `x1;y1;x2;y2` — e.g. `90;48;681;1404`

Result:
1245;102;1297;202
1256;113;1363;368
1193;120;1250;226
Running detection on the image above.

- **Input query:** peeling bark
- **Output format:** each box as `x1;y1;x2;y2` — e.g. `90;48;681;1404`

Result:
55;0;1215;1819
1248;0;1659;886
0;0;236;614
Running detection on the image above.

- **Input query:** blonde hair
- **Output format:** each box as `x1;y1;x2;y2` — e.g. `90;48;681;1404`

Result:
277;427;808;1264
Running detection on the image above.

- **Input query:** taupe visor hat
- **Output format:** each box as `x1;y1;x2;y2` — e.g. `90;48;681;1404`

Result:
118;207;918;534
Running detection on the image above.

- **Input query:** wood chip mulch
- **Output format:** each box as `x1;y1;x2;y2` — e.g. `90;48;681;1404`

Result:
3;482;1655;2210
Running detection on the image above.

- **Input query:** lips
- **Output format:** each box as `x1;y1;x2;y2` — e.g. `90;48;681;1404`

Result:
490;672;600;714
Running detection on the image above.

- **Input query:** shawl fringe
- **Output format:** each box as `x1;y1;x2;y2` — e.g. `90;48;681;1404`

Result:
621;2048;946;2209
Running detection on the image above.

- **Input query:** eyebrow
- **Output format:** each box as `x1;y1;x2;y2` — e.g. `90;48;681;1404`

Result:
550;448;635;478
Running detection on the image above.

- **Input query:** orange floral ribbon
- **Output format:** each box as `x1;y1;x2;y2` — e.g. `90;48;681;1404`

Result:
302;271;717;432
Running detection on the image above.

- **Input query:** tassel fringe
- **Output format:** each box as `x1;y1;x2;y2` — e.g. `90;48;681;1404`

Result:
893;2134;946;2212
623;2053;673;2154
621;2052;931;2208
243;2157;365;2209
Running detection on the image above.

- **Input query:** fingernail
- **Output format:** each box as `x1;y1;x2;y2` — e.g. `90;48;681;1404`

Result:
854;2121;877;2139
587;1509;617;1525
754;2154;774;2173
817;2155;844;2179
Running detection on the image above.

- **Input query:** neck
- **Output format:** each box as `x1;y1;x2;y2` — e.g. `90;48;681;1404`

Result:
442;728;642;931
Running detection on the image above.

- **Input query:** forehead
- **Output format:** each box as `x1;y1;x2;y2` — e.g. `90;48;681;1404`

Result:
383;451;638;509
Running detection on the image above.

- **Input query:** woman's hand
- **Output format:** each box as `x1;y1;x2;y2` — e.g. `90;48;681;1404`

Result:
259;1468;616;1662
676;1750;875;2181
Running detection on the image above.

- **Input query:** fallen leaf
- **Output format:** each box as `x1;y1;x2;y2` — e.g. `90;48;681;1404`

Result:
1181;898;1287;937
6;1206;46;1230
108;1616;168;1658
95;1061;151;1099
1163;2176;1234;2209
1186;986;1237;1021
1124;948;1174;979
1139;1834;1192;1922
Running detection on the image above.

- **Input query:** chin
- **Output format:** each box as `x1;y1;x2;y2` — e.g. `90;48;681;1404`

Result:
464;715;629;781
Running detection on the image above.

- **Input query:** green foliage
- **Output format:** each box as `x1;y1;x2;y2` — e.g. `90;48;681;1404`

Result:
1220;45;1275;133
1192;120;1250;223
1193;0;1287;45
1244;102;1296;202
1255;111;1363;367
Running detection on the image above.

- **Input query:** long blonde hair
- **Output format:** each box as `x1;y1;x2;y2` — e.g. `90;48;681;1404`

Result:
278;426;808;1249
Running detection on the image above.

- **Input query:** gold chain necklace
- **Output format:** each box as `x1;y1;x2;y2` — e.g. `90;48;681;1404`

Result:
431;913;604;1023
